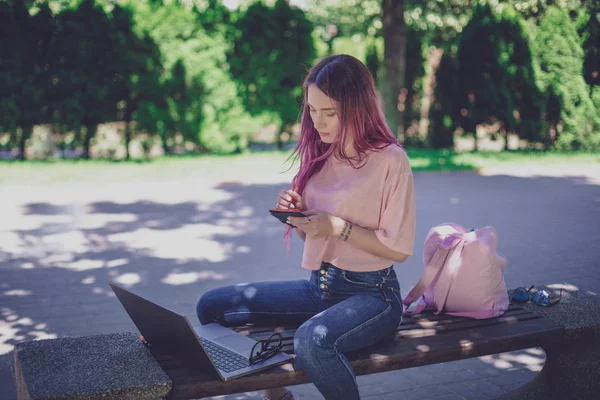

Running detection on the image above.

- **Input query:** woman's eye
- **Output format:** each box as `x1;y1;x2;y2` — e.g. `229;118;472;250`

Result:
326;113;336;117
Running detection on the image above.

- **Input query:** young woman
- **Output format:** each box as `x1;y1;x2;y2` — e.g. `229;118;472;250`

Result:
196;54;416;400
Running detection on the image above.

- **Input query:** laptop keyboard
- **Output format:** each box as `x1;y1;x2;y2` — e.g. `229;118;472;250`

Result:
200;338;251;373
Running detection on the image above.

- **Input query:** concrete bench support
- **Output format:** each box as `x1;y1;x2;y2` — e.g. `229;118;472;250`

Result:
501;286;600;400
14;332;171;400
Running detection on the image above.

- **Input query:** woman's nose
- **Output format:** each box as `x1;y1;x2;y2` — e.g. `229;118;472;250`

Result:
315;114;327;129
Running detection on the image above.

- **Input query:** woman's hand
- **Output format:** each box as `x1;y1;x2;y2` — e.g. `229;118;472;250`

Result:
276;189;306;211
288;210;345;238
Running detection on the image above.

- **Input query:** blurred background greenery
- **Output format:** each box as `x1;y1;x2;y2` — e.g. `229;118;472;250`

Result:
0;0;599;164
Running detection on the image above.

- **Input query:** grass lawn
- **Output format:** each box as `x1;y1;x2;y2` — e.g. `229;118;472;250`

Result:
0;148;598;185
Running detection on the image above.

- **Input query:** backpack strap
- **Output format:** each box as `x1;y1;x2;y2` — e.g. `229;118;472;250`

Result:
402;235;462;316
431;239;465;314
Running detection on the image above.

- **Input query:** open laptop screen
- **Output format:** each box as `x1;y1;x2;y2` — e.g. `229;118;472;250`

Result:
110;283;212;370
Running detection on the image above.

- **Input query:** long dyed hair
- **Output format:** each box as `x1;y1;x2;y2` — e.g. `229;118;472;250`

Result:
291;54;400;194
284;54;400;242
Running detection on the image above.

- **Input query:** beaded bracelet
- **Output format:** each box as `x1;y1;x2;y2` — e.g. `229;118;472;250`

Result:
340;221;353;241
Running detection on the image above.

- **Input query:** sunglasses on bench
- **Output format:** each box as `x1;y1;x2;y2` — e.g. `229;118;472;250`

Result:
510;285;562;307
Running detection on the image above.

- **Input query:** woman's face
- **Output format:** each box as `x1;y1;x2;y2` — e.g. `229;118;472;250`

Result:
306;84;340;144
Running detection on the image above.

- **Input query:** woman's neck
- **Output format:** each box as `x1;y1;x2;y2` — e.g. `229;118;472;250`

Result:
343;138;357;158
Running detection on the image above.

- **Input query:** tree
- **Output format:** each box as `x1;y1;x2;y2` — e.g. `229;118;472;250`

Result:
110;4;164;159
404;26;427;144
581;4;600;92
454;3;543;150
365;43;380;82
382;0;406;137
163;60;205;150
534;6;598;149
0;1;54;159
429;49;458;149
228;0;315;149
305;0;382;55
194;0;233;35
53;0;120;159
128;0;260;154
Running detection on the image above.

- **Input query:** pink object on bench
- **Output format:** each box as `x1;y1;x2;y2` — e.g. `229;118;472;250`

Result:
403;223;509;319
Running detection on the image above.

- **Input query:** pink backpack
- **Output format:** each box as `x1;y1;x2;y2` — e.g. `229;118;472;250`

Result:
402;223;509;319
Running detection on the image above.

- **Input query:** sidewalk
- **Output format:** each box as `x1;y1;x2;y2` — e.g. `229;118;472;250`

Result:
1;162;598;399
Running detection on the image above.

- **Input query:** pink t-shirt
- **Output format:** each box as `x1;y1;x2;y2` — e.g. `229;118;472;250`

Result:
301;144;416;272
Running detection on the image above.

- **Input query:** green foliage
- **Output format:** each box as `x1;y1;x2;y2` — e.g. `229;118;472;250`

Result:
127;0;261;154
52;0;121;158
454;3;543;149
534;6;599;149
194;0;233;35
110;3;164;159
0;1;54;159
404;0;477;47
305;0;382;40
3;0;599;158
228;0;315;147
510;0;586;21
581;5;600;89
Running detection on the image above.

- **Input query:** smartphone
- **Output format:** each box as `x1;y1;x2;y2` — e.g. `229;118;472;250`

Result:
269;208;306;228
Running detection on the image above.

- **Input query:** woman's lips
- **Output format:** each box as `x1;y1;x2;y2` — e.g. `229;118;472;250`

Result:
318;132;330;136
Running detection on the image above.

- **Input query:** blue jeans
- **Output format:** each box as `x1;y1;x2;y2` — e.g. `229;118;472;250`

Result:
196;262;403;400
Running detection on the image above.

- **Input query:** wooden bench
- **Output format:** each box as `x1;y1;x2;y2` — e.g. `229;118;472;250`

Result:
14;285;600;400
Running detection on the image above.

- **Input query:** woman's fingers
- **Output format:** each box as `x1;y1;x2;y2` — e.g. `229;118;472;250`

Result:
277;189;302;210
276;190;290;208
286;190;302;202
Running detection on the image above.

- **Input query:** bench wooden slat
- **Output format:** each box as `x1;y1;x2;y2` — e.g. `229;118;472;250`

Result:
161;315;563;400
396;309;531;330
242;307;532;342
231;306;527;337
246;311;540;346
256;311;542;353
392;313;542;339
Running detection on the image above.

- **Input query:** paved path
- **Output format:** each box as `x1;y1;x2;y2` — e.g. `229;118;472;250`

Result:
1;160;599;400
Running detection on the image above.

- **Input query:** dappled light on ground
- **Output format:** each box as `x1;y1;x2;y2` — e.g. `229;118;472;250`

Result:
0;308;57;355
479;348;546;372
162;270;229;286
0;168;599;399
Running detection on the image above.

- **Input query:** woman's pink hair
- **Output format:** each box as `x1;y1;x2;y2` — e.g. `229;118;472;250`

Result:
284;54;401;244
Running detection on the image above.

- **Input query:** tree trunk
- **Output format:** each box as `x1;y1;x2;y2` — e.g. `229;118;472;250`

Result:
124;122;131;160
418;47;444;142
124;107;134;161
83;125;96;160
327;39;334;55
383;0;407;138
161;127;171;155
18;126;32;161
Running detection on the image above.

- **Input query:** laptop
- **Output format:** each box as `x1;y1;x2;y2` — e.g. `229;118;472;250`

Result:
109;282;292;380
